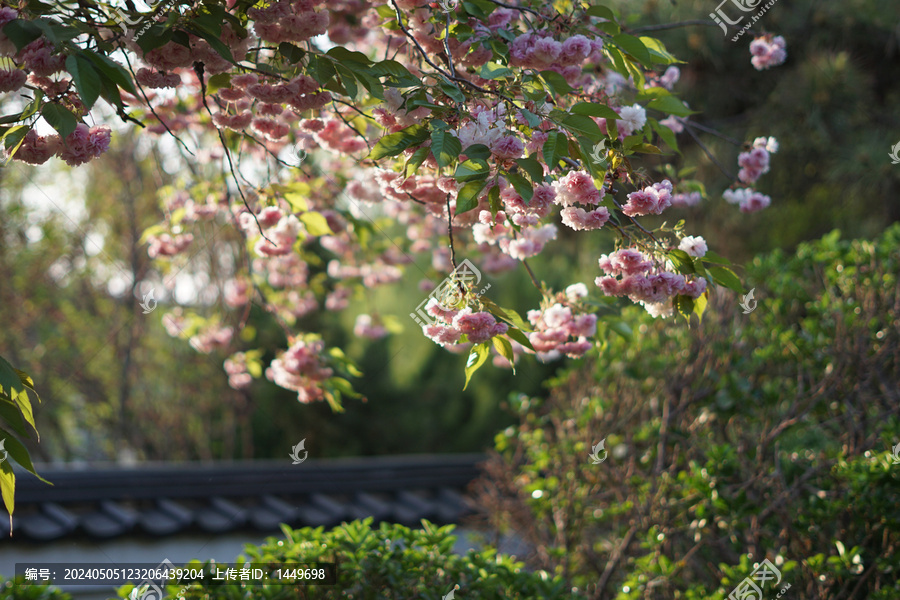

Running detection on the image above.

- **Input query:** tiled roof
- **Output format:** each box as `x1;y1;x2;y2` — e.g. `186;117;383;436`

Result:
3;454;485;542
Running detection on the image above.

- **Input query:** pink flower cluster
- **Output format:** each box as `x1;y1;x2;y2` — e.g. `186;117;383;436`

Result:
147;232;194;258
0;68;26;93
509;32;603;83
354;314;388;340
136;68;181;89
224;352;252;390
13;124;111;167
250;0;330;44
18;38;65;76
189;325;234;354
552;170;610;231
723;188;771;213
470;181;558;261
527;301;596;360
422;300;508;347
750;35;787;71
670;191;702;208
736;154;766;184
58;124;112;166
252;213;304;257
622;180;673;217
265;338;333;403
594;248;707;318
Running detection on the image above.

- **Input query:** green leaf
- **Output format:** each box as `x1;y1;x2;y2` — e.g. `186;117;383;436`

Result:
492;336;516;371
65;55;102;110
0;459;14;523
514;156;545;182
479;62;513;80
299;212;333;236
481;297;532;332
3;125;30;154
693;290;708;323
0;427;49;482
370;60;421;86
561;114;603;143
334;64;359;99
326;46;373;66
0;399;29;438
0;357;38;435
668;249;695;274
81;50;138;96
278;42;306;64
504;327;534;351
647;96;695;117
585;5;616;20
570;102;620;120
440;82;466;103
454;158;490;182
187;25;235;63
612;33;652;67
505;172;533;203
41;103;78;139
674;295;694;321
455;180;487;215
368;124;429;160
405;145;431;177
487;184;501;216
640;36;681;65
539;70;573;96
708;266;743;293
542;130;567;169
1;20;42;52
518;108;542;129
630;143;661;154
463;342;491;390
650;119;679;152
701;250;731;265
430;130;462;168
463;143;491;161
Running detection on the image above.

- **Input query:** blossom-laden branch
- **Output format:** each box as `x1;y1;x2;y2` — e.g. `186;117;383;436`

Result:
0;0;786;399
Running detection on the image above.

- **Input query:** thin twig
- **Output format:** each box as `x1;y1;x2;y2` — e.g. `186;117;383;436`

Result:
483;0;544;20
630;20;719;34
682;123;739;182
521;258;541;289
683;120;743;146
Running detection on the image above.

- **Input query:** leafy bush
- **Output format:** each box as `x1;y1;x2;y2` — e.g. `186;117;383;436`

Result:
1;518;583;600
0;578;72;600
473;225;900;599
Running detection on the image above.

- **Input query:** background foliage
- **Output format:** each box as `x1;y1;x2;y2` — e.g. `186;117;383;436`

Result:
473;224;900;599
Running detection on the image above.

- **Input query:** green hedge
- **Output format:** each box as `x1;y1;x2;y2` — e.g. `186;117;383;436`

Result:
1;518;584;599
475;225;900;599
